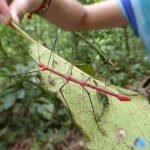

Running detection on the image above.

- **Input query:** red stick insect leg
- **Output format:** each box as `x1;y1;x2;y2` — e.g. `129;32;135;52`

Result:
59;81;73;120
83;87;106;135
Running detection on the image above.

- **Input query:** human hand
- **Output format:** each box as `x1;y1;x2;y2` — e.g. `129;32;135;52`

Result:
0;0;43;24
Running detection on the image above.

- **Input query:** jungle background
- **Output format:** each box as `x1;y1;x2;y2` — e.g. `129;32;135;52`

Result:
0;0;150;149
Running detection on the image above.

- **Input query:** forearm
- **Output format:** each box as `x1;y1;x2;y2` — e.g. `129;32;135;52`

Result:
42;0;128;31
41;0;85;30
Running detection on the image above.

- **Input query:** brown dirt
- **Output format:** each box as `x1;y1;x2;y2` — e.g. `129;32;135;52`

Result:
8;127;87;150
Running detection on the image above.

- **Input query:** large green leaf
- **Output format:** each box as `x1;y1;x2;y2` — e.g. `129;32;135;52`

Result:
12;22;150;150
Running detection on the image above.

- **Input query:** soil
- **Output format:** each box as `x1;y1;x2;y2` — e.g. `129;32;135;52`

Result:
9;127;87;150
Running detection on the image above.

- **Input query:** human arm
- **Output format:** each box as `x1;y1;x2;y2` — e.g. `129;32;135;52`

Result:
41;0;128;30
0;0;128;30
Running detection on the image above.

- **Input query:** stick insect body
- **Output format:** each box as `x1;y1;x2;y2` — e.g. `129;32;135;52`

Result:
38;63;131;101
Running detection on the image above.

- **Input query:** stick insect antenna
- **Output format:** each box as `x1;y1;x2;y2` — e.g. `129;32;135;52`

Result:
10;48;43;78
10;70;43;78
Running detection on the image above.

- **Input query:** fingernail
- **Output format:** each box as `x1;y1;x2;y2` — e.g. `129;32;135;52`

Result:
0;14;9;24
11;12;20;24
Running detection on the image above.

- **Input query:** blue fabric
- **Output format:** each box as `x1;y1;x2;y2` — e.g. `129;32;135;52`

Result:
118;0;139;36
134;138;148;148
117;0;127;20
118;0;150;60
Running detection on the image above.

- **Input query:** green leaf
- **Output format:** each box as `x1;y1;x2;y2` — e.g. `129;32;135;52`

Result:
116;86;138;96
16;89;25;99
37;104;54;120
0;143;5;150
12;23;150;149
37;97;50;104
2;93;16;110
76;64;95;74
30;42;150;150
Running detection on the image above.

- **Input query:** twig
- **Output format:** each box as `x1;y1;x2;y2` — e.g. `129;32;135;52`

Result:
72;32;107;61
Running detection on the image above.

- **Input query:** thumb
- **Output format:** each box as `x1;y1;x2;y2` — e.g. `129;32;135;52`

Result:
0;0;11;24
9;1;30;24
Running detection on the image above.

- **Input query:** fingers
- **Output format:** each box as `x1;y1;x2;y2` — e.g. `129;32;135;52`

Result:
0;0;11;24
0;0;43;24
9;0;43;24
0;0;27;24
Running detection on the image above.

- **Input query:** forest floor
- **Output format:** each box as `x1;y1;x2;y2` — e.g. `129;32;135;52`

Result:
9;127;87;150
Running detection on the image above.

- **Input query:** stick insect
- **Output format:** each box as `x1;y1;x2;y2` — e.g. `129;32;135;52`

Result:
9;20;131;132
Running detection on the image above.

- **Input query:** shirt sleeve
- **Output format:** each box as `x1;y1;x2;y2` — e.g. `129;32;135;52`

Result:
118;0;139;36
118;0;150;60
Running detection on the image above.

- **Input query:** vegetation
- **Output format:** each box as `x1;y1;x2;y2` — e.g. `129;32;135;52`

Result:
0;0;150;149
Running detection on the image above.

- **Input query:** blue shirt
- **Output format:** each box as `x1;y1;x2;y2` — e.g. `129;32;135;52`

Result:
118;0;150;60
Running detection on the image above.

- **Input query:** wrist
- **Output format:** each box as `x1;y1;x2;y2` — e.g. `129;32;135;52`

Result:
36;0;51;14
29;0;44;12
28;0;51;19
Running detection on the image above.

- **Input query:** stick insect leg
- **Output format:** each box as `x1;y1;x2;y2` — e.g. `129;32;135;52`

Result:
58;61;75;120
59;62;75;118
85;58;110;83
83;87;106;135
67;64;74;75
47;34;74;120
59;81;73;120
46;34;59;88
104;62;110;87
33;16;41;63
47;35;58;67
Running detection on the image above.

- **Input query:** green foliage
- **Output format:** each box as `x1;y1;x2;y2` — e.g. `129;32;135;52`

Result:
0;1;149;149
0;21;70;149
